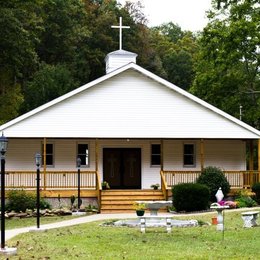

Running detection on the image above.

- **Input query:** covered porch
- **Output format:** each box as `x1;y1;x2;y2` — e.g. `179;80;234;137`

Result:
3;137;260;212
5;168;260;212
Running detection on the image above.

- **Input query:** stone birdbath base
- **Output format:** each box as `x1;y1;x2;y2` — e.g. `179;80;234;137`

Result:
210;205;229;231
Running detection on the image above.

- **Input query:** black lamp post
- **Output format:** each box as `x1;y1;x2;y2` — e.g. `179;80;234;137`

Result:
77;157;81;210
0;134;8;250
35;152;42;229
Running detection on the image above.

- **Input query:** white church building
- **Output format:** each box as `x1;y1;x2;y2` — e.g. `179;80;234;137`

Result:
1;18;260;212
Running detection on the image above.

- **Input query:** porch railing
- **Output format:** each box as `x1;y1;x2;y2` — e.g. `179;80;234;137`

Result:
161;170;260;190
5;171;98;190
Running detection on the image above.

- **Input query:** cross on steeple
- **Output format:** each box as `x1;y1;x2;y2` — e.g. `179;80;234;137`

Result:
111;17;130;50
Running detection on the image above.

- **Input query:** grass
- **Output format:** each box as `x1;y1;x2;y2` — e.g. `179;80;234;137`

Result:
5;208;260;259
6;215;83;230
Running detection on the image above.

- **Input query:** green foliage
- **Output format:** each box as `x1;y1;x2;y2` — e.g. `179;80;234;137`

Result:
151;24;198;90
6;189;50;212
172;183;210;212
235;190;257;208
85;204;98;212
23;63;77;111
251;182;260;204
192;0;260;128
70;195;76;207
0;69;24;124
196;166;230;201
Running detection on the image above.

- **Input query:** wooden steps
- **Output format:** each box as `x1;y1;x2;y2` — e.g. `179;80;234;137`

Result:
100;189;167;213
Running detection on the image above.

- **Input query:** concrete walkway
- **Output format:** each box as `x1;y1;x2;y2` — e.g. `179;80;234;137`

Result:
5;213;138;241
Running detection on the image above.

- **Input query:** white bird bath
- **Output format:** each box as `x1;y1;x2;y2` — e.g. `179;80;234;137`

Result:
210;205;229;231
136;201;172;215
210;187;229;231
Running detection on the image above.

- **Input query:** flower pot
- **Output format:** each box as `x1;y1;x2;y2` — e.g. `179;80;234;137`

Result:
136;210;145;216
212;217;218;225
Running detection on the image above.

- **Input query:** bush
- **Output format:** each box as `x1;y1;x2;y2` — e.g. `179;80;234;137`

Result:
196;166;230;201
6;189;51;212
252;182;260;204
172;183;210;212
235;190;257;208
235;196;257;208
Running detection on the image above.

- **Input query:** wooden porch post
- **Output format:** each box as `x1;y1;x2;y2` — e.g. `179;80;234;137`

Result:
95;138;101;211
43;137;47;190
160;139;164;172
249;140;254;171
248;140;254;188
95;138;99;173
200;139;204;171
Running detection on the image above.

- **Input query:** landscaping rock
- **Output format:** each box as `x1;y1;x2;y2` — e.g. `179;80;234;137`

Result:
16;213;28;218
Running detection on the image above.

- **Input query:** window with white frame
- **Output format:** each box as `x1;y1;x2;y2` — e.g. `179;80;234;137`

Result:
77;144;89;167
183;143;195;167
42;143;54;167
151;144;161;166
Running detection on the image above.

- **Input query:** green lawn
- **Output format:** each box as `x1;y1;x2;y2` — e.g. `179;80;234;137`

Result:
5;215;84;230
6;209;260;259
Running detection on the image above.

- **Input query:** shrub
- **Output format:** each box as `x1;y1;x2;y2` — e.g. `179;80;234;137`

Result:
6;189;51;212
235;190;257;208
252;182;260;204
172;183;210;212
235;196;257;208
196;166;230;201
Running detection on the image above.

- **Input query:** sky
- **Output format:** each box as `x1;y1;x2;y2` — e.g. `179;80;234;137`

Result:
118;0;212;31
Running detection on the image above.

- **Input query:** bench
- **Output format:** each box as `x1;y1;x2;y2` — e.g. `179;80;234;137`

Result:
139;215;172;233
241;211;259;228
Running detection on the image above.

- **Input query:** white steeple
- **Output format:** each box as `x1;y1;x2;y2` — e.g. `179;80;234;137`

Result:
105;17;138;74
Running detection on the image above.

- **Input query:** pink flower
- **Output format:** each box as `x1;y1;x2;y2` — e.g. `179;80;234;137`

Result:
224;201;237;208
218;200;225;206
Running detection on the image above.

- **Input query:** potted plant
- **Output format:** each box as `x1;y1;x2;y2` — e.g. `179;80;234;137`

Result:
151;183;160;190
133;202;146;216
101;181;110;190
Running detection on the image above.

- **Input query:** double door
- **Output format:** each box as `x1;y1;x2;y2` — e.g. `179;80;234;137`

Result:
103;148;141;189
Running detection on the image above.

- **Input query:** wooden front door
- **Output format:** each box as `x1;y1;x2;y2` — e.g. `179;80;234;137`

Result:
103;148;141;189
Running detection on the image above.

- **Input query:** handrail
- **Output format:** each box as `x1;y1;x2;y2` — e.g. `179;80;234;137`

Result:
160;170;168;200
5;170;97;190
161;170;260;189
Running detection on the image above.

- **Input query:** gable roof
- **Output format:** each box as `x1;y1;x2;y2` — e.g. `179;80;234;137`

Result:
1;62;260;139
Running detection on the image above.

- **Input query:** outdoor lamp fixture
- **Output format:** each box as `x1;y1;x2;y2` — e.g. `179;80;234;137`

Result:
35;152;42;229
77;157;81;211
0;133;8;250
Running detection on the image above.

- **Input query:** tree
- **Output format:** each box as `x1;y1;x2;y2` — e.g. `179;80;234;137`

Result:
0;0;43;122
150;23;198;89
0;69;24;124
191;0;260;128
23;63;76;111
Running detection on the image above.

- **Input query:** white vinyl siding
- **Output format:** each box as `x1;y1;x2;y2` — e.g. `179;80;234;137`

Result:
2;69;259;139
